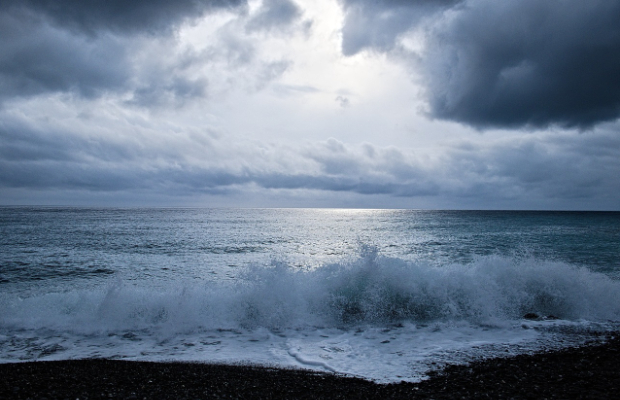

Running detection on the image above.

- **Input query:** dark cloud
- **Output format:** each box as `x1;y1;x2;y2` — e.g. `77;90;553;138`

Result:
0;117;137;166
246;0;302;33
424;0;620;129
339;0;620;130
0;0;246;36
446;130;620;203
0;0;245;103
0;12;130;101
339;0;461;55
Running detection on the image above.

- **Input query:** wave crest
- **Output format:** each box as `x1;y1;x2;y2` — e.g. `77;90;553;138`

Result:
2;249;620;334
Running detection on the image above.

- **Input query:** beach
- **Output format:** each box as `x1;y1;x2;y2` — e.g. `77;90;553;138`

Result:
2;335;618;399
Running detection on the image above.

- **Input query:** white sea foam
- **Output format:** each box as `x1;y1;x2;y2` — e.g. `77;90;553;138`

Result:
2;250;620;382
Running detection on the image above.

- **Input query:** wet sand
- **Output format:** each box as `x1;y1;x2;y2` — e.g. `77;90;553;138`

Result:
1;335;619;399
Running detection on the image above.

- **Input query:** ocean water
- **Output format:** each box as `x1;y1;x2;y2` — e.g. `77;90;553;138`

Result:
1;208;619;382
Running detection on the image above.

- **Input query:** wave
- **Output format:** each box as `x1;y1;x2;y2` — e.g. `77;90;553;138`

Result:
2;248;620;335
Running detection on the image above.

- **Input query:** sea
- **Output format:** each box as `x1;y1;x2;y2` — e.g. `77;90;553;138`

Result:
1;207;619;382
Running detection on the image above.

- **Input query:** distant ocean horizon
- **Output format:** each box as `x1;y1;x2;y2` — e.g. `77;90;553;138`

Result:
1;207;619;382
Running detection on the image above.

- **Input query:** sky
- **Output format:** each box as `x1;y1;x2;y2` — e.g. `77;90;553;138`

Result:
1;0;619;210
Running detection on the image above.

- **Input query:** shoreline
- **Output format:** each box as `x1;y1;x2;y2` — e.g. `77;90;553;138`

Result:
2;335;619;399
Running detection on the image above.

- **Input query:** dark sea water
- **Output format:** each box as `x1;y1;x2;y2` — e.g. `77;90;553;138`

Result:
1;208;619;382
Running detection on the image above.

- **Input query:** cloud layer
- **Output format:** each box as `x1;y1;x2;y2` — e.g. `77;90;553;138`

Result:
1;0;618;209
2;102;619;209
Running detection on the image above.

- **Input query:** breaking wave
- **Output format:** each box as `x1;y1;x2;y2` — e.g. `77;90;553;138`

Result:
2;248;620;335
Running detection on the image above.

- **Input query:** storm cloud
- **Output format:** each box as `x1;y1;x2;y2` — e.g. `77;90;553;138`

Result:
424;0;620;129
0;0;246;35
0;0;245;103
0;11;130;100
341;0;620;129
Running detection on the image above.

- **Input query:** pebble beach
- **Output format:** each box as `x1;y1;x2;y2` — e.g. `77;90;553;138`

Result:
2;335;619;399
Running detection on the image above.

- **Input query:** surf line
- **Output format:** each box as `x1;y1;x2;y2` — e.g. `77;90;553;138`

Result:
287;347;338;373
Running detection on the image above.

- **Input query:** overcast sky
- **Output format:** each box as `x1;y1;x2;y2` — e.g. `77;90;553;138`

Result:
1;0;619;209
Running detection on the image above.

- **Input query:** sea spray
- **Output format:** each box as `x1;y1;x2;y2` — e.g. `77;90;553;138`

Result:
3;251;620;334
2;251;620;381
